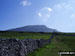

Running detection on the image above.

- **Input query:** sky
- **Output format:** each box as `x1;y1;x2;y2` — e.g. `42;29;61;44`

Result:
0;0;75;32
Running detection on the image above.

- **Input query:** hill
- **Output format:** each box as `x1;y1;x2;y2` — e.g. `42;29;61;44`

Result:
7;25;58;32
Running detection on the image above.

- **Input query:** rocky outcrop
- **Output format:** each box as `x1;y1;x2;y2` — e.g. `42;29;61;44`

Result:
0;38;50;56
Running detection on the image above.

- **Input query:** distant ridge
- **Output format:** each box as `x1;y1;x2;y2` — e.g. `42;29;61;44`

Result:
7;25;58;32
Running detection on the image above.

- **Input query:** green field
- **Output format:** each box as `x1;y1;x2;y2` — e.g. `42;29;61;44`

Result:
0;31;51;39
0;31;75;56
28;34;75;56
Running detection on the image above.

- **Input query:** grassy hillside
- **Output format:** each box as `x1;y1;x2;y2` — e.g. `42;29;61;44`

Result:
0;31;75;56
0;31;51;39
28;34;75;56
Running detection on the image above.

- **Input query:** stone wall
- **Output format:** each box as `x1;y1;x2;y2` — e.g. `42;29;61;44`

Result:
0;38;50;56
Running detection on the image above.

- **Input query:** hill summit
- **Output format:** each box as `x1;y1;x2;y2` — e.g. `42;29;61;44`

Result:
7;25;57;32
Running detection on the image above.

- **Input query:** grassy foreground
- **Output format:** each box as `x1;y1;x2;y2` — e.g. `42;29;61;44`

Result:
28;33;75;56
0;31;75;56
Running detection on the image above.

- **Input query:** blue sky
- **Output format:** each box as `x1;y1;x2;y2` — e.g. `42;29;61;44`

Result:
0;0;75;32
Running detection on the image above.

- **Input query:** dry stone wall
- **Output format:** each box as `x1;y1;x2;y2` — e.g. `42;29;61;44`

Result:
0;38;50;56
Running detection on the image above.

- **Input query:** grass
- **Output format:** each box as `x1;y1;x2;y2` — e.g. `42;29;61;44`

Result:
0;31;75;56
0;31;51;39
28;34;75;56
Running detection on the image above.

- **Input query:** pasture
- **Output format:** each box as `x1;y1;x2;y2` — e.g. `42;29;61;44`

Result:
0;31;75;56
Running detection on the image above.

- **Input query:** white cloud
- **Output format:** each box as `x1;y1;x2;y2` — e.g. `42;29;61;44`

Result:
53;0;75;19
55;4;62;8
38;12;42;17
54;3;69;9
38;7;52;22
71;14;75;18
47;8;52;12
38;7;52;17
54;3;66;9
20;0;31;6
54;0;75;10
